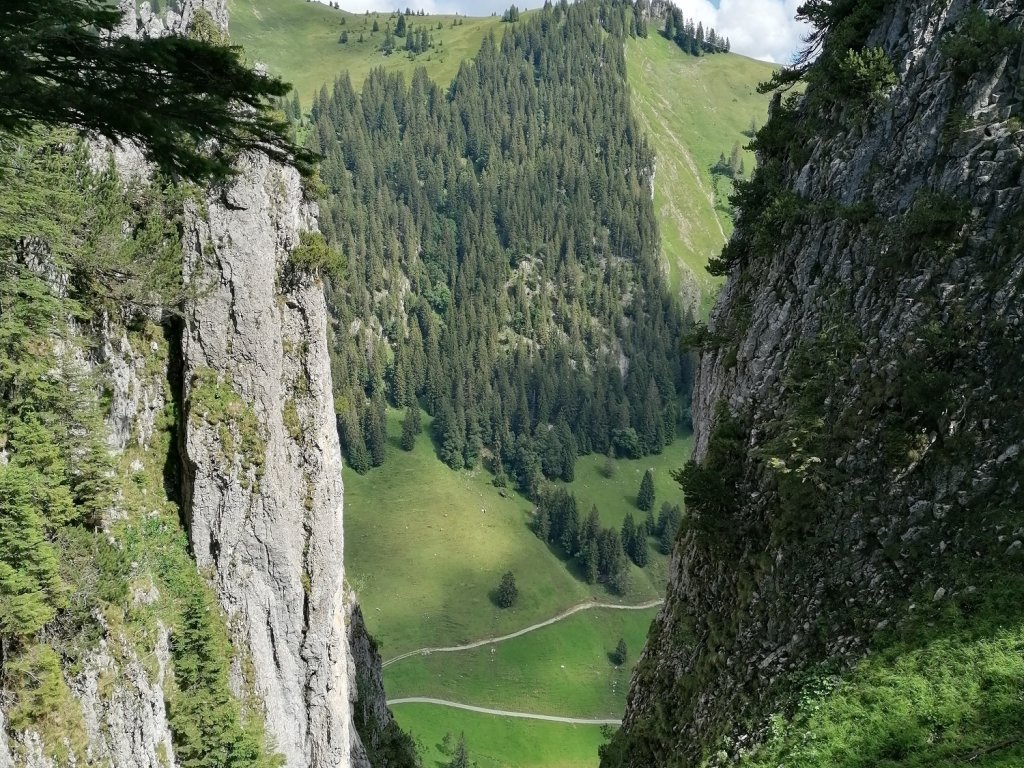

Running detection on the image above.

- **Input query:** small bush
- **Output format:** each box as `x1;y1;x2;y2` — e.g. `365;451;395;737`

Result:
287;231;344;280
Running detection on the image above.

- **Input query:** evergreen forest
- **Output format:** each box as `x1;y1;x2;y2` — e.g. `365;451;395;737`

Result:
309;1;692;493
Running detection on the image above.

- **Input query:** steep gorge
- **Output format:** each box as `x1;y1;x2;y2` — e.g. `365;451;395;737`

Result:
605;0;1023;765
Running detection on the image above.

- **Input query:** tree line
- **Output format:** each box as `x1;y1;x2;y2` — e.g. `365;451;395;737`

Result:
533;482;683;594
649;0;730;55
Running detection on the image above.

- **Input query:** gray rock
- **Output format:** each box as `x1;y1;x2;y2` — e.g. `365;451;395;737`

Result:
180;150;355;768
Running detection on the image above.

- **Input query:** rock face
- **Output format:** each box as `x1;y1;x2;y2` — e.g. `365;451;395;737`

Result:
607;1;1023;765
179;151;355;768
2;1;400;763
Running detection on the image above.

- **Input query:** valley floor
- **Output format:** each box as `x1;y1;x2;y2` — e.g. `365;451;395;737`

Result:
344;410;689;765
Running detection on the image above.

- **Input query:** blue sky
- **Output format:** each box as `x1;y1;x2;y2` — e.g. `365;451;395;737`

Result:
326;0;809;63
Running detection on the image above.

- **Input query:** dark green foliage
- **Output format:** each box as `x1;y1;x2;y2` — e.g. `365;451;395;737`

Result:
900;191;971;249
169;591;279;768
940;6;1024;84
643;508;656;537
395;12;406;36
600;449;617;478
338;404;371;473
363;397;387;467
0;0;312;180
535;488;635;590
656;502;682;554
447;733;470;768
288;231;344;281
622;512;648;567
661;5;727;55
612;637;628;665
495;571;519;608
637;468;655;511
676;406;752;555
759;0;890;94
313;1;690;480
834;46;897;101
399;406;420;451
502;5;520;22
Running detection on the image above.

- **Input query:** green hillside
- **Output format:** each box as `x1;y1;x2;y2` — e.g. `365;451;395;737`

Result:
344;410;680;655
392;704;607;768
625;35;775;316
226;5;768;765
384;606;659;718
229;0;505;104
229;0;775;315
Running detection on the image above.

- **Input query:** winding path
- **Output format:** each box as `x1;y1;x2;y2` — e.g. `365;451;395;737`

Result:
382;598;664;667
386;697;622;726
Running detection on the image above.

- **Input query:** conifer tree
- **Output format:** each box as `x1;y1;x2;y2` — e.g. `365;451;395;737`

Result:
495;571;518;608
1;0;312;180
400;406;418;451
448;733;470;768
612;637;628;665
637;469;656;511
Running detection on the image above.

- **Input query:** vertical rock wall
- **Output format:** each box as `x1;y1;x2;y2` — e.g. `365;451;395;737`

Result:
609;0;1023;765
179;152;356;767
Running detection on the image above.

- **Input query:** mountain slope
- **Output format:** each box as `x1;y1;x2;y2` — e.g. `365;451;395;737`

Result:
229;0;774;315
604;1;1024;765
625;36;774;315
229;0;505;104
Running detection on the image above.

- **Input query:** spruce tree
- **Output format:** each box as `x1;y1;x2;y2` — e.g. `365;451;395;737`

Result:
644;507;656;537
1;0;312;180
400;406;418;451
364;399;386;467
495;571;518;608
448;734;470;768
612;637;627;665
621;513;638;563
637;469;655;511
658;503;682;554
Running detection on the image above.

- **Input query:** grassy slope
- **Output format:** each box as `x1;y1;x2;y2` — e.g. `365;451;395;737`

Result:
392;703;607;768
560;433;692;531
343;410;671;657
625;35;775;316
385;607;659;718
229;0;505;105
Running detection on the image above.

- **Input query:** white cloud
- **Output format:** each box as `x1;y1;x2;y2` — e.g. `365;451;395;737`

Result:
325;0;810;64
673;0;810;63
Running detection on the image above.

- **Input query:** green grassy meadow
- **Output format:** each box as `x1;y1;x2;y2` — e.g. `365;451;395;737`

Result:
343;410;677;658
625;35;775;316
392;703;608;768
229;0;505;105
385;606;659;718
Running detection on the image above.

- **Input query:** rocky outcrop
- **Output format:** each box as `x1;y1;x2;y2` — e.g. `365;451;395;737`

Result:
347;603;418;768
114;0;227;40
608;0;1023;765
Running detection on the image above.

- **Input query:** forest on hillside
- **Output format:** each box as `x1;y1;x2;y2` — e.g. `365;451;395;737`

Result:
307;0;692;494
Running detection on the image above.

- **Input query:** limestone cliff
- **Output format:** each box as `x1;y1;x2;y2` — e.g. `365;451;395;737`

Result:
605;0;1023;765
179;151;354;767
